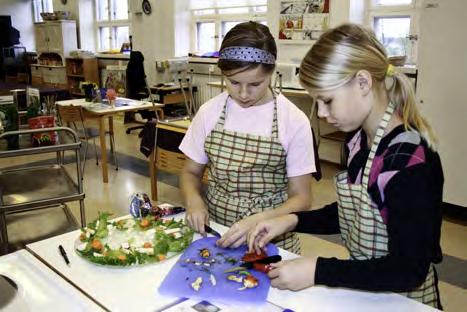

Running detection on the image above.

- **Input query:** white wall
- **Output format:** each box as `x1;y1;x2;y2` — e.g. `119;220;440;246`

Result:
0;0;35;51
130;0;176;84
52;0;94;50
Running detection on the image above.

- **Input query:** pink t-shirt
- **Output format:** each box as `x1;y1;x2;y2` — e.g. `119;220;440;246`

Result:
179;92;316;177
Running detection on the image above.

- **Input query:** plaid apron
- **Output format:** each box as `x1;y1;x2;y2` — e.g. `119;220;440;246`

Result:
204;94;300;254
335;102;439;307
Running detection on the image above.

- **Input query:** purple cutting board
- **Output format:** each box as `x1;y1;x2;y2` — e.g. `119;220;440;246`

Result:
158;237;278;304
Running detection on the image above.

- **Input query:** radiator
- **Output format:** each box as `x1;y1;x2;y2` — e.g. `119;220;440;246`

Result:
188;74;221;110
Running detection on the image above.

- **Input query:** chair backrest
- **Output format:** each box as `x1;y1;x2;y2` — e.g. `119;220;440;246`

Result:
57;105;87;137
57;104;85;123
126;51;148;100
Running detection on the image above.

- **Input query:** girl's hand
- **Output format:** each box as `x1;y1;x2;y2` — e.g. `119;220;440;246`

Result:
247;214;298;255
185;196;209;235
268;257;317;291
216;214;262;249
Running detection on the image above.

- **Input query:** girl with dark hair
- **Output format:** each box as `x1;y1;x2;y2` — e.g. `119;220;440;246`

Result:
248;23;443;309
179;21;317;253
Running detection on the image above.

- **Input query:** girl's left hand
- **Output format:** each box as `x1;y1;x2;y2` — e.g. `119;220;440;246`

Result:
268;256;317;291
216;214;261;248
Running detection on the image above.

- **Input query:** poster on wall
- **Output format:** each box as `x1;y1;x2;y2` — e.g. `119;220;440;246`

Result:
279;0;330;41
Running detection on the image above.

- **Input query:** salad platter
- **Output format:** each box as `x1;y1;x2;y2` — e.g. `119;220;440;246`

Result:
75;213;194;266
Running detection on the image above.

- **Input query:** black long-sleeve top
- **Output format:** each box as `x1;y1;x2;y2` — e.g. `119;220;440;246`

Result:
294;125;443;292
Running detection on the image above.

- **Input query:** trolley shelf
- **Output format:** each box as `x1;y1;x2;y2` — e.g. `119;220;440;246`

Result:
0;165;84;212
0;127;86;254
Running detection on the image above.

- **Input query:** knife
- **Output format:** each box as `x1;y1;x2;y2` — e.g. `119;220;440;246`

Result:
204;224;222;238
224;255;282;273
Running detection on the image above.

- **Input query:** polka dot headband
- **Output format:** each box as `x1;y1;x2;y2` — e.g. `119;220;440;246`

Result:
219;46;276;64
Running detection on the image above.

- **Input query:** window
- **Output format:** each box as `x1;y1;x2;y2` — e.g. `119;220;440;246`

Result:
33;0;53;23
190;1;267;54
367;0;419;64
95;0;130;51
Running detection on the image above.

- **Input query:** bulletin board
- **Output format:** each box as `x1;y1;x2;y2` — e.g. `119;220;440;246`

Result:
278;0;330;42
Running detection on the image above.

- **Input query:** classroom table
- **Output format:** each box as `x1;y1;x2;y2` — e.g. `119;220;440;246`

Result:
56;97;164;183
25;215;438;312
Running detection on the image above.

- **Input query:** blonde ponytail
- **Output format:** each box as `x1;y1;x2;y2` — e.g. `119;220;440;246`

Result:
388;70;437;149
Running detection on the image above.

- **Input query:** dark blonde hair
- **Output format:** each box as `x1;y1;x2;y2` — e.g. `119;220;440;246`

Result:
299;23;436;148
218;21;276;75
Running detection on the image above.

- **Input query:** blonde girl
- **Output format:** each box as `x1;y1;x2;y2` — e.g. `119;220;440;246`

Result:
248;23;443;309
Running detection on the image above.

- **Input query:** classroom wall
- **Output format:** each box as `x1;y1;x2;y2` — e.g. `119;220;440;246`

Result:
52;0;95;51
0;0;35;51
131;0;176;85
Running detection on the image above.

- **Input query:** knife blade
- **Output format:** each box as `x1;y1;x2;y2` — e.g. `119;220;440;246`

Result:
204;224;221;238
224;255;282;273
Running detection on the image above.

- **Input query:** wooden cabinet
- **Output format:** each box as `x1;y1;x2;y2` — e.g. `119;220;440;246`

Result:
65;57;99;97
34;21;77;58
32;21;77;88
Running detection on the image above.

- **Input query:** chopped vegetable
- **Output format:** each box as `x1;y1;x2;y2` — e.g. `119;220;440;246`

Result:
242;250;267;263
91;239;103;251
191;277;203;291
140;219;150;228
227;275;243;283
199;248;210;258
210;274;216;286
238;275;259;291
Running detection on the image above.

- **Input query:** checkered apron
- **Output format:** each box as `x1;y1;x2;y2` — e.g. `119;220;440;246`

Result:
204;94;300;254
335;102;439;307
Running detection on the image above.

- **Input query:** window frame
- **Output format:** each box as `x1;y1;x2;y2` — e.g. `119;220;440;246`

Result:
95;0;131;52
190;5;267;54
33;0;54;23
366;0;420;64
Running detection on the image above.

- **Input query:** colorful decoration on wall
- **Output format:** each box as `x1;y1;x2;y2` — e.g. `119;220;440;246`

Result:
279;0;330;41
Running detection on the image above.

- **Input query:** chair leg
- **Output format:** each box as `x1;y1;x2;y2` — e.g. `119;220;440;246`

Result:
92;137;99;165
0;212;9;255
81;140;89;178
79;199;86;228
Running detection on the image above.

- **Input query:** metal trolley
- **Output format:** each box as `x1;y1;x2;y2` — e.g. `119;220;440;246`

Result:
0;127;85;254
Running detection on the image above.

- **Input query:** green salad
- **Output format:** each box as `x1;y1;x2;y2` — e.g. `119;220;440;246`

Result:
75;213;194;266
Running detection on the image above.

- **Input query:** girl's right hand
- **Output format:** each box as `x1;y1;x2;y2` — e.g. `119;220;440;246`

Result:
185;196;209;235
247;214;298;254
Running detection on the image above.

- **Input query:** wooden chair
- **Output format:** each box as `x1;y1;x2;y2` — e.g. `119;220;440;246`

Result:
57;104;118;176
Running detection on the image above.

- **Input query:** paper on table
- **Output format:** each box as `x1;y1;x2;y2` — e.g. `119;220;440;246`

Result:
159;297;287;312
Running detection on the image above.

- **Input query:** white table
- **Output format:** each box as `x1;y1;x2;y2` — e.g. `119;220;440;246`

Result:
56;97;164;183
0;249;102;311
25;215;438;312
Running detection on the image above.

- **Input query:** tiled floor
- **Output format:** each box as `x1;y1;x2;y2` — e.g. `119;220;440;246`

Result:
1;117;466;311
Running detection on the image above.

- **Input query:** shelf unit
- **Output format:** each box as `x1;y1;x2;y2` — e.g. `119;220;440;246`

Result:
32;20;77;88
0;127;85;254
65;57;99;97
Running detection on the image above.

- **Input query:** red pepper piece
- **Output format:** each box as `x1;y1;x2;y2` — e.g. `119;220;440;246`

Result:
242;250;268;263
252;262;273;273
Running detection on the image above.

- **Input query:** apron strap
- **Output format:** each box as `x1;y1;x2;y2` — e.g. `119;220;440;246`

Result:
361;102;396;187
270;88;279;138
